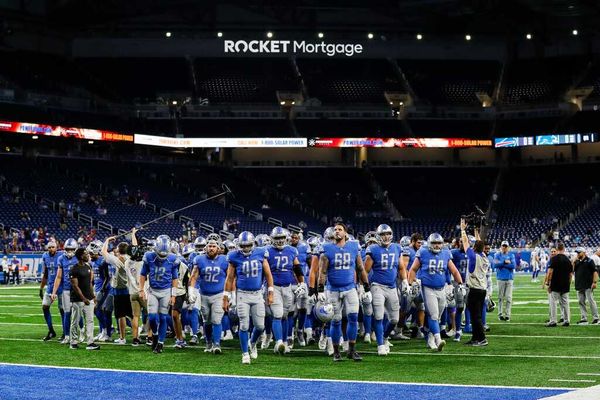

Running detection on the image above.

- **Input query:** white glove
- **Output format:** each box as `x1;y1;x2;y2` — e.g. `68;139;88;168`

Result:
361;291;372;305
458;284;467;298
308;294;317;306
317;292;327;303
294;282;308;298
187;287;197;304
401;279;409;295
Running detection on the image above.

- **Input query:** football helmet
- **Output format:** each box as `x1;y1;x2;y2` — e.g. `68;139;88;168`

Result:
63;238;78;258
323;227;335;243
169;240;180;255
194;236;207;253
182;243;194;257
427;233;444;254
314;300;334;323
155;235;170;259
86;240;102;256
238;231;255;256
270;227;288;250
376;224;393;246
399;236;411;248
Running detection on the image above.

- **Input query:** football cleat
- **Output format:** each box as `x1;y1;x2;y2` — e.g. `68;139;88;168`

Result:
453;330;462;342
153;342;164;354
189;335;198;345
426;333;436;350
223;331;234;341
377;345;388;356
114;338;126;345
326;337;334;356
86;343;100;351
250;342;259;359
347;351;363;362
297;333;306;347
60;336;70;345
437;340;446;352
69;343;78;350
204;343;213;353
212;345;222;354
43;331;57;341
332;352;343;362
242;353;251;364
363;333;371;344
261;333;272;349
132;338;141;347
287;338;294;349
318;333;327;350
275;340;286;355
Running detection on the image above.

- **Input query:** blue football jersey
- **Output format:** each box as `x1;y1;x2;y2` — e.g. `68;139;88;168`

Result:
140;252;180;290
403;245;418;270
366;243;401;288
451;248;469;280
57;254;78;291
267;245;299;287
194;254;228;295
43;251;63;294
227;248;268;291
322;241;360;292
294;242;310;277
416;248;452;289
91;256;106;293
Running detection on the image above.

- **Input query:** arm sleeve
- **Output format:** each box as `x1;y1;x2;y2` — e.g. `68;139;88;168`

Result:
466;248;477;273
507;254;516;270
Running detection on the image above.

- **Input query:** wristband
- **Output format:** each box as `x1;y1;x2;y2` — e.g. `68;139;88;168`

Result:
171;287;177;297
224;291;231;300
363;282;370;292
317;284;324;293
267;286;274;293
308;287;317;297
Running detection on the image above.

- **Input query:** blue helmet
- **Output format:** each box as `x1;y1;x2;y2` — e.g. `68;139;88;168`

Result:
255;234;271;248
194;236;207;253
427;233;444;254
182;243;194;257
270;227;288;250
238;231;255;256
169;240;180;255
399;235;411;248
155;235;170;259
223;240;237;252
206;233;222;245
307;236;321;253
64;238;78;258
376;224;393;246
314;300;334;323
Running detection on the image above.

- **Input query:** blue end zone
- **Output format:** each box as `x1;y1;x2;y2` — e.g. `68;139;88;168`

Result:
0;364;569;400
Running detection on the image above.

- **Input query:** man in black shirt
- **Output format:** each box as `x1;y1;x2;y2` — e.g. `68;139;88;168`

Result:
69;248;100;350
574;248;599;325
546;243;572;327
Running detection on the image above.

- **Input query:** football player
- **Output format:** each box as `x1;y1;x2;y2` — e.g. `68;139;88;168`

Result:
87;240;109;342
290;231;310;347
190;236;228;354
408;233;465;352
399;233;424;339
318;223;369;361
531;247;540;283
51;238;79;344
364;225;405;356
449;235;472;341
224;231;274;364
40;240;63;341
170;240;189;349
266;227;305;354
139;235;180;354
360;231;378;344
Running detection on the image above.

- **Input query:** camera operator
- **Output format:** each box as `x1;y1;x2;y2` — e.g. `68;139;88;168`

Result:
460;219;490;346
493;240;516;322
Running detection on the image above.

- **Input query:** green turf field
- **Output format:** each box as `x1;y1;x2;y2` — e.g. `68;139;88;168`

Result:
1;274;599;389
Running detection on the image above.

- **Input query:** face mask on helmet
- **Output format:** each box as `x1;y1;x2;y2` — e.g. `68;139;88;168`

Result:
428;234;444;254
239;243;254;256
272;234;287;249
155;241;169;259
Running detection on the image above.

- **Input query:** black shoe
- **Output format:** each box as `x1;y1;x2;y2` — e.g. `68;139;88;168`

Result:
440;330;450;339
69;343;79;350
472;339;488;347
86;343;100;350
484;325;491;332
504;317;510;322
347;351;363;362
152;335;159;351
559;318;564;323
166;331;175;339
464;340;476;346
43;331;56;341
562;322;570;327
146;337;153;346
592;319;599;325
153;342;164;354
59;334;65;341
545;322;557;327
132;338;141;347
333;352;343;362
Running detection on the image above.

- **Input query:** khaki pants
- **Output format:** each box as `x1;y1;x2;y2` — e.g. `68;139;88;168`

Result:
70;300;95;345
577;289;598;321
130;292;147;317
549;292;570;324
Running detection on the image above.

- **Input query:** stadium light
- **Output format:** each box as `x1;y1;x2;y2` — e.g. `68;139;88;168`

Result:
367;33;374;39
172;100;178;105
318;32;324;38
217;32;223;38
280;101;286;105
526;33;532;40
32;135;38;140
88;140;94;144
399;101;404;106
465;34;472;41
266;31;274;38
572;29;578;36
165;32;172;38
416;34;423;40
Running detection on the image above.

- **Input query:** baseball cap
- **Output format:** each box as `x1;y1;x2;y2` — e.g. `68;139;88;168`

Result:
501;240;509;247
575;247;586;254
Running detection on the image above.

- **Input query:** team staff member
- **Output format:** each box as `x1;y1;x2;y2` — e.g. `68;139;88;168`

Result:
102;236;133;345
573;248;599;325
68;248;100;350
460;220;490;346
126;228;149;346
494;241;515;321
545;243;572;327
